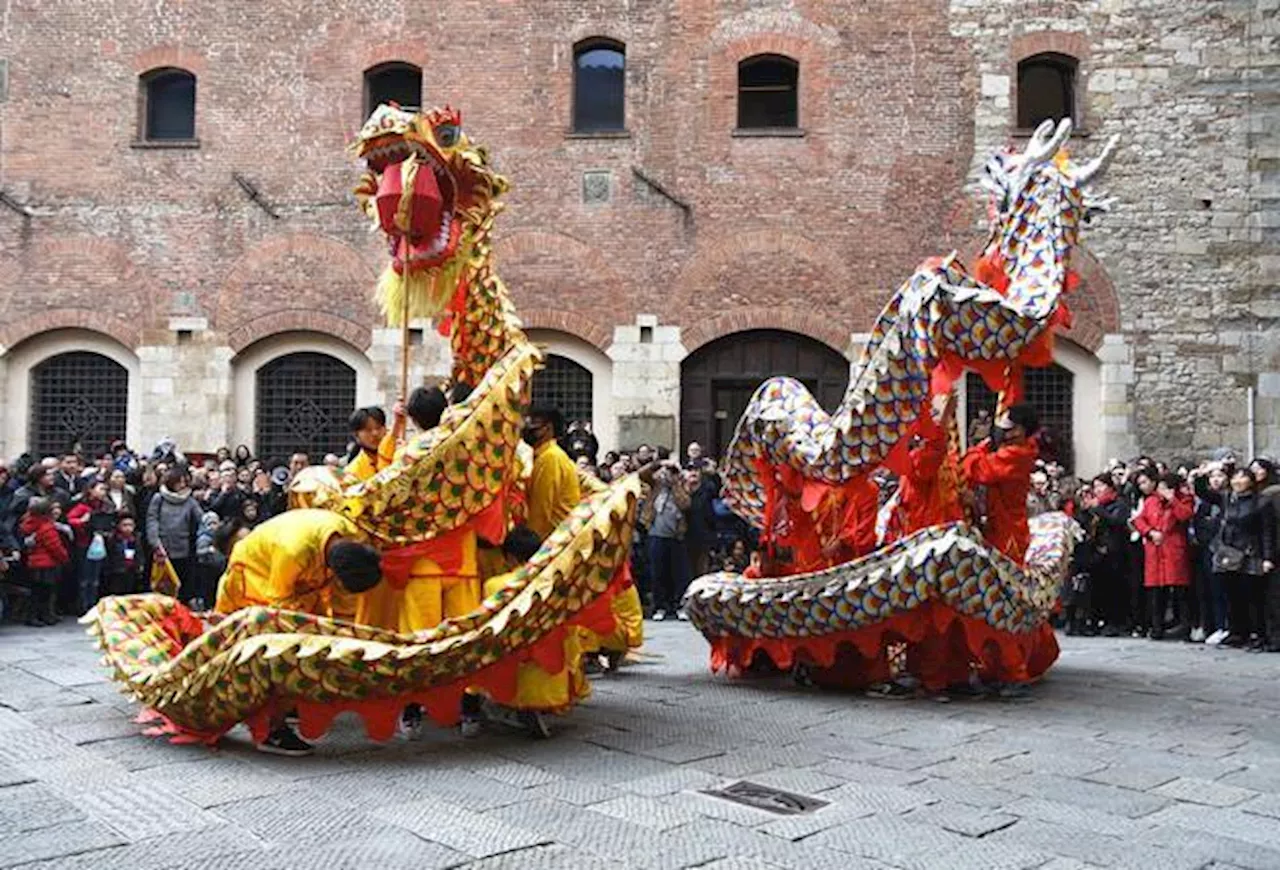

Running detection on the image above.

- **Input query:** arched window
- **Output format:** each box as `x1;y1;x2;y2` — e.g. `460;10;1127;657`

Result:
29;352;129;457
965;365;1076;471
737;54;799;130
255;352;356;462
1017;53;1078;129
140;68;196;141
573;39;626;133
532;355;594;427
364;62;423;117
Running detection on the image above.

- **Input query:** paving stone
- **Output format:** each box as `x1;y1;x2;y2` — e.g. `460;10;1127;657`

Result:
215;791;392;846
77;781;227;840
1132;825;1280;870
995;749;1110;778
472;760;563;789
5;824;267;870
1001;795;1160;838
384;796;551;858
617;765;723;797
1240;793;1280;820
1002;772;1174;818
0;729;79;764
457;843;623;869
872;721;994;751
135;758;294;808
660;817;888;870
0;784;86;834
805;812;969;864
810;759;927;787
16;752;132;794
635;741;724;764
864;747;958;771
524;778;622;807
1153;776;1260;807
752;800;877;840
1144;803;1280;850
986;818;1206;870
1083;762;1181;791
276;824;465;869
902;800;1020;837
83;735;217;772
0;762;36;788
590;794;701;831
667;790;786;826
748;766;848;794
1223;762;1280;793
893;840;1050;870
692;859;785;870
489;798;692;868
911;776;1022;809
0;820;126;869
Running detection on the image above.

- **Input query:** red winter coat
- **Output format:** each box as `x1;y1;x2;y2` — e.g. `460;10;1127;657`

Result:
20;513;69;569
961;438;1039;564
1133;491;1194;588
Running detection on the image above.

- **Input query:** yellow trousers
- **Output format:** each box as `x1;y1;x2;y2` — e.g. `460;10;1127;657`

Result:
480;575;589;711
355;566;481;633
592;585;645;653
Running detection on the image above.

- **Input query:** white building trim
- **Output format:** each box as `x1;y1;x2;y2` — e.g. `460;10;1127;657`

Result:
2;329;142;457
527;328;617;453
231;331;377;453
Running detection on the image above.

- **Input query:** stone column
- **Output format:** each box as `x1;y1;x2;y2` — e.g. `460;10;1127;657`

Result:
1098;333;1137;464
137;318;233;453
608;314;684;451
366;321;452;403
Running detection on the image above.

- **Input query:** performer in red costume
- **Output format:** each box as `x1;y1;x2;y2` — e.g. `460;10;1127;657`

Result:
961;403;1040;565
897;395;965;537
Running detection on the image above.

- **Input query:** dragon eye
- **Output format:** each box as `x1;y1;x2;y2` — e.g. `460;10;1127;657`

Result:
434;124;460;148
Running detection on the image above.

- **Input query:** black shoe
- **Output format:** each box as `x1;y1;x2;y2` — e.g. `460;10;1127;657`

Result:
257;726;314;757
1222;634;1248;648
1101;625;1122;638
518;711;551;739
1149;630;1165;641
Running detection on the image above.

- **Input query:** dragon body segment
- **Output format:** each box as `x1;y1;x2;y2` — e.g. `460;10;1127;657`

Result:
688;121;1116;686
83;105;638;742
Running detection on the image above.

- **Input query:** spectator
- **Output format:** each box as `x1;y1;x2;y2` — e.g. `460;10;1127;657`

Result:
683;465;718;580
1089;474;1132;636
1210;468;1275;648
684;441;704;469
104;514;144;596
105;469;137;518
53;453;81;497
146;467;204;606
233;444;253;467
210;467;245;521
1250;458;1280;651
19;497;68;626
66;481;116;614
1190;462;1229;643
194;511;225;610
967;408;992;445
1133;473;1195;640
639;458;691;621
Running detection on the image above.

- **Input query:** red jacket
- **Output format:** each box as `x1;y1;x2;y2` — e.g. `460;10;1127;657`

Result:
20;513;69;569
898;419;964;536
1133;491;1194;588
961;438;1039;564
66;498;110;549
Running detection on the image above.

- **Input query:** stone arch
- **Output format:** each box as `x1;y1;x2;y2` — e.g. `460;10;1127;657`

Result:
495;230;628;342
1062;246;1120;352
680;306;850;358
2;328;143;457
133;44;208;78
216;233;376;347
0;236;158;343
230;330;378;454
526;328;618;451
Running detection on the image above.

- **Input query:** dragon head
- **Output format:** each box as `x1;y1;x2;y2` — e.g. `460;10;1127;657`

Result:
976;119;1118;315
352;104;511;319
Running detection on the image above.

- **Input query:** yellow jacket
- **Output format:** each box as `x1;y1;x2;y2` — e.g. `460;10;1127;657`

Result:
214;509;358;616
526;440;581;540
345;431;398;482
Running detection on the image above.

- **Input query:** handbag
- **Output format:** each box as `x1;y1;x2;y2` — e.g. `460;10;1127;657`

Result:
1212;543;1245;574
86;532;107;562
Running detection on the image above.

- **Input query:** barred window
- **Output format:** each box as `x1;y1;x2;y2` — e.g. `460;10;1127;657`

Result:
30;352;129;457
255;353;356;463
531;355;593;426
965;365;1075;471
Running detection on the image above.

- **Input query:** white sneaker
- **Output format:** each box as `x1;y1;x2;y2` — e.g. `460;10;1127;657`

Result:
1205;629;1229;646
652;610;667;622
1190;627;1206;643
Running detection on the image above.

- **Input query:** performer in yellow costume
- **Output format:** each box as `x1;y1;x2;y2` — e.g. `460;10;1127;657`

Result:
213;508;383;755
351;386;482;634
522;406;645;668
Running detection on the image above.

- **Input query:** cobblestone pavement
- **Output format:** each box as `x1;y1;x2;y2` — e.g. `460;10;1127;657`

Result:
1;619;1279;869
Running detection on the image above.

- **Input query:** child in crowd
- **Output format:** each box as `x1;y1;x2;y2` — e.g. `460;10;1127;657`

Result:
19;497;69;626
105;514;144;595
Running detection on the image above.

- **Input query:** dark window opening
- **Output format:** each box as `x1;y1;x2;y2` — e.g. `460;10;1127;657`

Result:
531;355;594;426
364;62;423;117
30;352;129;457
142;68;196;140
573;40;625;133
1017;53;1077;129
255;352;356;463
738;55;799;130
965;364;1075;472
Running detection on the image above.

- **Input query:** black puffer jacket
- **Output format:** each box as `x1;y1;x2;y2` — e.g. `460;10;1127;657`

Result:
1213;491;1275;575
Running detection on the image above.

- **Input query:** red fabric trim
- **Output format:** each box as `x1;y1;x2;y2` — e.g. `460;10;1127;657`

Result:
705;601;1059;691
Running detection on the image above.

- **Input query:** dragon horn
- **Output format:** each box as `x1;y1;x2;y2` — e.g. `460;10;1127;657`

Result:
1075;134;1120;185
1024;118;1073;165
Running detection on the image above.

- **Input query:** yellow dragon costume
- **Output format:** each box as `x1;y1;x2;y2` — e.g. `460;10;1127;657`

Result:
82;104;639;744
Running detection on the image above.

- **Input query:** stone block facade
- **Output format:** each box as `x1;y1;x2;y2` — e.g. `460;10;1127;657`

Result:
0;0;1273;466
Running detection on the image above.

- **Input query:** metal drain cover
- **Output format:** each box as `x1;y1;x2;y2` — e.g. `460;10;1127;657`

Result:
700;781;830;815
